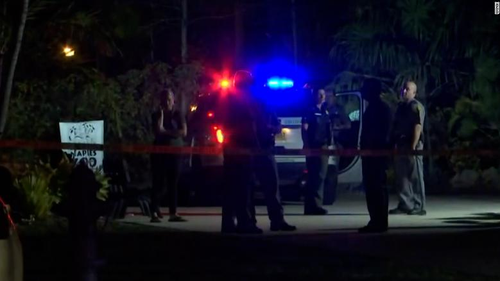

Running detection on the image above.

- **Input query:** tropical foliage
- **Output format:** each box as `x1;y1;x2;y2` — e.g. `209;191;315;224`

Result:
1;0;499;193
4;61;202;182
12;154;110;220
329;0;500;189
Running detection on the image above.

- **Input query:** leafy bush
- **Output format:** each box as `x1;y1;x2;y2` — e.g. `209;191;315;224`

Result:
5;62;203;184
13;162;61;220
12;155;110;220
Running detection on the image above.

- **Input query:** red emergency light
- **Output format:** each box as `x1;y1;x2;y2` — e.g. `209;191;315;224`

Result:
216;129;224;144
208;68;233;91
212;125;224;144
207;111;214;118
220;79;231;89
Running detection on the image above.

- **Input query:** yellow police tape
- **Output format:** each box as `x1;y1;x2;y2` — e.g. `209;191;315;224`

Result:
0;139;498;156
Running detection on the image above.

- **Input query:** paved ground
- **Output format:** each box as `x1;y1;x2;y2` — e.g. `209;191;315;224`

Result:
123;195;500;234
120;195;500;277
21;195;500;280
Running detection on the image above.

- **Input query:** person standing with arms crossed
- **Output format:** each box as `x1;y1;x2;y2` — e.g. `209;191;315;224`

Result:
358;79;393;233
389;81;426;216
150;89;187;223
302;88;331;215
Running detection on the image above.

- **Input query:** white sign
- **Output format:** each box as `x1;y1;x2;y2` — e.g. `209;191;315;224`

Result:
59;120;104;171
496;2;500;15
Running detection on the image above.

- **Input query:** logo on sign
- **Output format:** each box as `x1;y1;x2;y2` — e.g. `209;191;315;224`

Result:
69;123;96;142
59;120;104;172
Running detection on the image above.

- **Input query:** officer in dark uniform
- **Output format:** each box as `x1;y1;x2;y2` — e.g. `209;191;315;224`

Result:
323;90;352;205
253;100;296;231
302;88;331;215
220;70;262;234
359;79;393;233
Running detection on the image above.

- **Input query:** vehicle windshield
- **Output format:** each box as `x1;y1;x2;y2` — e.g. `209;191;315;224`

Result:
255;88;311;117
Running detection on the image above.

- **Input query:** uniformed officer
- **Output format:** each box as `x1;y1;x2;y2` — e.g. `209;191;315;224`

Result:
302;88;331;215
253;100;297;231
359;79;393;233
389;81;426;216
323;90;352;205
220;70;262;234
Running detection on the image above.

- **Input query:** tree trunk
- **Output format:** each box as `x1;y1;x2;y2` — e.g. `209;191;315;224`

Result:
149;3;155;63
234;0;244;68
0;0;29;139
291;0;298;67
181;0;188;64
113;111;131;183
0;55;3;97
150;30;155;62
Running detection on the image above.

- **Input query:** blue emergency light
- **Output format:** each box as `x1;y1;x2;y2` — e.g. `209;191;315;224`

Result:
267;77;294;89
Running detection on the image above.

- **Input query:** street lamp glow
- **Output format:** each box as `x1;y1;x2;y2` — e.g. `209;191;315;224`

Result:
63;46;75;57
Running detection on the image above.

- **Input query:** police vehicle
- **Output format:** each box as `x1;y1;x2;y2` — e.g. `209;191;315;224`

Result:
271;87;365;197
186;65;365;203
185;80;228;204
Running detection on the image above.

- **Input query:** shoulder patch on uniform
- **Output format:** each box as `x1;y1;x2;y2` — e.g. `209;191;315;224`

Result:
418;104;424;113
411;101;422;112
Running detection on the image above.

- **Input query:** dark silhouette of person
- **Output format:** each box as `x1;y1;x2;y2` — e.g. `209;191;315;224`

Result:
253;98;296;231
220;70;263;234
68;162;102;281
359;78;393;233
0;166;15;239
0;166;23;281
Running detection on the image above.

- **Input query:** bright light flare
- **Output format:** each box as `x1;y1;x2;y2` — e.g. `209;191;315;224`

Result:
209;69;233;92
267;77;294;89
216;129;224;144
190;105;197;112
63;46;75;57
220;79;231;89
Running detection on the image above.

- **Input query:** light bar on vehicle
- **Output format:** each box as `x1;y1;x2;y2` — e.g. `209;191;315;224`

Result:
267;77;294;89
